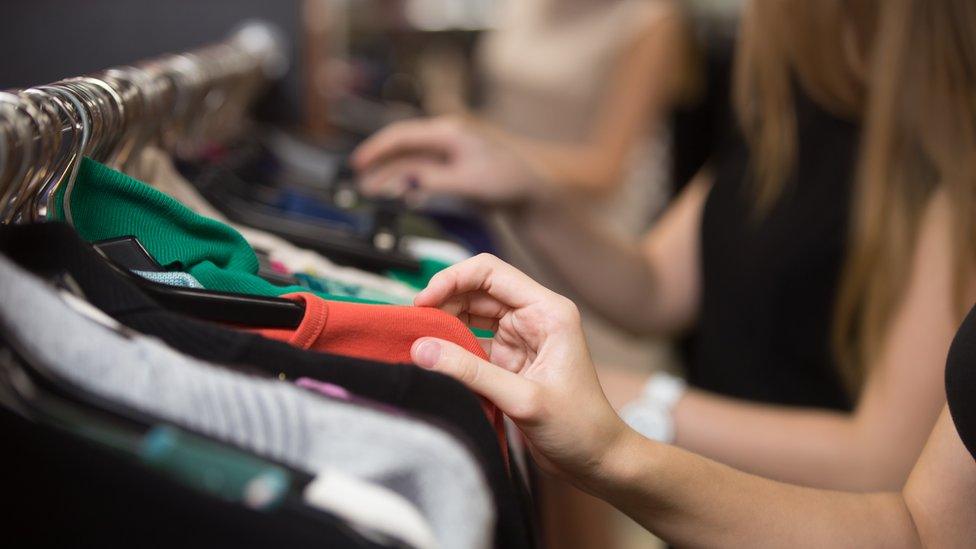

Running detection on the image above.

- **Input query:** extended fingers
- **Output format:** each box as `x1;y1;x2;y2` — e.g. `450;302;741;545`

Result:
352;118;459;171
359;157;441;198
360;159;472;202
414;254;550;310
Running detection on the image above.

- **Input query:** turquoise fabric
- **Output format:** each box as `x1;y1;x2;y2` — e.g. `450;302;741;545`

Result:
134;270;205;289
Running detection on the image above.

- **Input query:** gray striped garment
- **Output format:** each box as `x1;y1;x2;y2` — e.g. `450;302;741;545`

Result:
0;255;493;549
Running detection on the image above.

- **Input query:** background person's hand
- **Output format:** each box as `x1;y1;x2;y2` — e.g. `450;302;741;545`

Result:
351;117;547;204
408;254;631;483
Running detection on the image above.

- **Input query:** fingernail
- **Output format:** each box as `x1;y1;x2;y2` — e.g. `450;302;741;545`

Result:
412;291;428;306
414;339;441;368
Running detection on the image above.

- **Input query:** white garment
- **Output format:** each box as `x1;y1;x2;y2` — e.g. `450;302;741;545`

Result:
402;235;472;265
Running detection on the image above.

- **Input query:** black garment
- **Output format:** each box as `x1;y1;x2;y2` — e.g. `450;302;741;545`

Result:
0;222;532;549
693;89;858;410
0;407;386;548
670;28;734;195
946;304;976;460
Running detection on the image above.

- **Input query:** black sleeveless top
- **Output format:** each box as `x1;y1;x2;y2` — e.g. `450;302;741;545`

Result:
946;305;976;460
690;90;859;411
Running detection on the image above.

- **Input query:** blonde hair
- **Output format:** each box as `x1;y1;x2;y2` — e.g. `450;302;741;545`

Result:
834;0;976;390
733;0;877;210
734;0;976;392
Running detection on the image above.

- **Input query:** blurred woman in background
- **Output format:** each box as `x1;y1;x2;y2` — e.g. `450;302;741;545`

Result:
389;0;976;545
420;0;696;375
351;0;976;500
418;2;699;544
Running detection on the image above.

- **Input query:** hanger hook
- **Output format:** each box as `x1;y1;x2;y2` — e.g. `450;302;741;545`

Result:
36;85;90;226
0;92;35;224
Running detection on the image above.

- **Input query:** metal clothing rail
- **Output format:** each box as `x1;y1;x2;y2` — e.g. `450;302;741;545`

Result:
0;21;287;225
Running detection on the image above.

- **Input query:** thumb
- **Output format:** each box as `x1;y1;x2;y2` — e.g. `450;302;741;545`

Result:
411;337;536;416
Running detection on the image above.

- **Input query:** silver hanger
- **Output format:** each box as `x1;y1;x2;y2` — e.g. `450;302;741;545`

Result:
0;20;286;226
0;93;37;223
36;83;90;226
27;86;84;222
11;88;63;223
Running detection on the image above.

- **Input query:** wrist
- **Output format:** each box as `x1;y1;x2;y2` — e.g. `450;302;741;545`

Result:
505;196;555;237
472;121;554;204
521;158;558;202
499;155;555;206
583;425;661;501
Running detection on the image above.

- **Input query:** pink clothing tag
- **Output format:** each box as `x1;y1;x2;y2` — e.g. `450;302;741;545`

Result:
270;260;292;275
295;378;351;400
294;377;403;416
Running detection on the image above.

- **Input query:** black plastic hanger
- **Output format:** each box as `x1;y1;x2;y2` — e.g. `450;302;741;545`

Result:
93;237;305;329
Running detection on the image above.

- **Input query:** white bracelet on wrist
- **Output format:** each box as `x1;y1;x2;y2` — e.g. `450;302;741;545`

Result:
642;371;686;410
620;372;687;444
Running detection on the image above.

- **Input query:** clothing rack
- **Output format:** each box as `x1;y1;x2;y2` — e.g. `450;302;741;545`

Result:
0;17;529;549
0;21;286;225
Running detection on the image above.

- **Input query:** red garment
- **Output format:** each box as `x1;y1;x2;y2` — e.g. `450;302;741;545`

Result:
255;292;509;464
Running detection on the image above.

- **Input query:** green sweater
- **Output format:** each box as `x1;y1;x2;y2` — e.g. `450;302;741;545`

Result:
53;158;377;304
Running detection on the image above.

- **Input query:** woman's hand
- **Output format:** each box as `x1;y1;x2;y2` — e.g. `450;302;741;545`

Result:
351;117;547;204
406;263;973;549
408;253;631;483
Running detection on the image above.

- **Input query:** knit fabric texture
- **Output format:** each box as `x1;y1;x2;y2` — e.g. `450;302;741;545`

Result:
0;255;493;549
53;158;378;304
292;272;411;305
0;221;530;549
134;270;205;289
255;292;509;464
129;146;419;304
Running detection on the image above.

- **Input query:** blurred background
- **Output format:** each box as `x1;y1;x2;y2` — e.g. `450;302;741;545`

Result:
0;0;740;363
0;0;738;175
5;1;975;547
0;2;744;547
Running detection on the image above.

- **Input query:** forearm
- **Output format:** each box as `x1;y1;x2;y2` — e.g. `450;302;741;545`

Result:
671;389;911;491
472;118;630;195
505;199;670;335
588;430;921;548
514;139;627;194
474;0;680;196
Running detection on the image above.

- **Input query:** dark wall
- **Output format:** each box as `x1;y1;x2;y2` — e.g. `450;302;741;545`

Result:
0;0;302;124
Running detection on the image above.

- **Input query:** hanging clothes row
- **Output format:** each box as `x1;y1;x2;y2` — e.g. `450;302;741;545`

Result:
0;21;533;549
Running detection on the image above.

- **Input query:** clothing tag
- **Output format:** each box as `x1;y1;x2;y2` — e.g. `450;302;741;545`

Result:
304;470;437;549
295;378;351;400
295;377;402;416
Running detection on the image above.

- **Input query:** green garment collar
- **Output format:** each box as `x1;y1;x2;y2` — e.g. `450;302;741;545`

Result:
53;158;381;305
